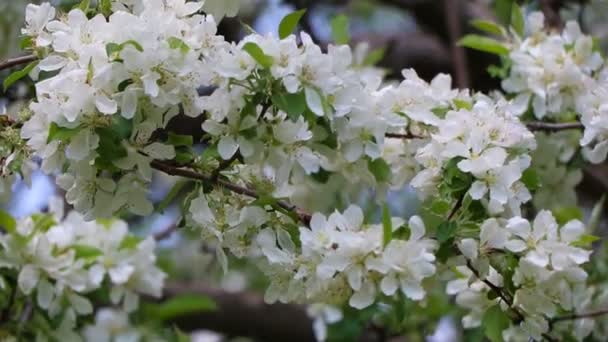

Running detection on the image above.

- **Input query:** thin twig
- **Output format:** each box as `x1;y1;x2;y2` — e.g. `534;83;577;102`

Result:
525;121;584;132
154;223;179;241
0;55;37;71
385;132;424;139
551;308;608;324
445;0;470;88
150;160;312;224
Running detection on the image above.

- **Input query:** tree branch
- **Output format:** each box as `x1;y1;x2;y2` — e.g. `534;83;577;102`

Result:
540;0;565;29
445;0;470;88
162;282;315;342
0;55;37;71
525;121;584;132
150;160;312;225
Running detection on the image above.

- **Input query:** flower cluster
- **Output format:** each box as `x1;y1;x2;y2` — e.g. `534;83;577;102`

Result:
503;12;602;119
20;0;228;219
412;95;536;216
0;199;165;320
454;210;594;340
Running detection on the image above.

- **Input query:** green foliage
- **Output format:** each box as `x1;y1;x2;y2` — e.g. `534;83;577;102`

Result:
367;158;391;183
167;133;194;147
521;168;541;191
330;15;350;45
106;40;144;60
278;9;307;39
78;0;90;12
470;19;505;36
47;122;81;143
572;234;600;248
120;235;144;250
362;47;386;66
436;221;457;244
271;90;307;121
0;209;16;234
168;37;190;54
587;195;606;233
3;61;38;91
72;244;103;260
440;158;473;198
458;34;509;55
494;0;514;27
510;4;525;37
553;206;583;225
157;180;189;213
482;305;510;342
242;42;273;68
149;294;217;321
99;0;112;17
382;203;392;247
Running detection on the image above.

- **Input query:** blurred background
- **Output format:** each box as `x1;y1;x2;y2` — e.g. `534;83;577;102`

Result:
3;1;608;341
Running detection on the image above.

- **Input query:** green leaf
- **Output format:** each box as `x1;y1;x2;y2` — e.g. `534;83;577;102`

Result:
158;180;189;213
95;125;128;163
367;158;391;183
482;305;510;342
47;122;81;143
453;99;473;110
382;203;392;247
3;61;38;91
458;34;509;55
20;36;34;50
271;91;307;120
571;234;600;248
168;37;190;54
436;221;457;244
242;42;273;68
106;40;143;59
470;20;505;36
78;0;90;12
554;207;584;225
362;47;386;66
511;4;525;37
587;195;605;234
331;15;350;45
521;168;541;191
175;327;191;342
72;245;103;260
99;0;112;17
154;294;217;321
168;133;193;147
120;235;143;250
494;0;513;27
279;9;307;39
0;209;16;234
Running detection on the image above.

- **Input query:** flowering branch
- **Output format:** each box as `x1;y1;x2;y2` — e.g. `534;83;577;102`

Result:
0;55;36;71
150;160;312;224
385;132;424;139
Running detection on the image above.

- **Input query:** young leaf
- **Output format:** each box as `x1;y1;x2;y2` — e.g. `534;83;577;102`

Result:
494;0;513;27
154;294;217;321
3;61;38;91
331;15;350;45
362;47;386;66
554;206;584;225
587;195;605;234
157;180;189;213
47;122;81;143
272;91;307;120
278;9;307;39
99;0;112;17
458;34;509;55
368;158;391;183
0;209;16;234
572;234;600;248
72;245;103;260
511;4;525;37
168;37;190;54
470;19;505;36
78;0;90;12
168;132;194;147
521;168;541;191
382;203;392;247
436;221;457;244
482;305;510;342
242;42;273;68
